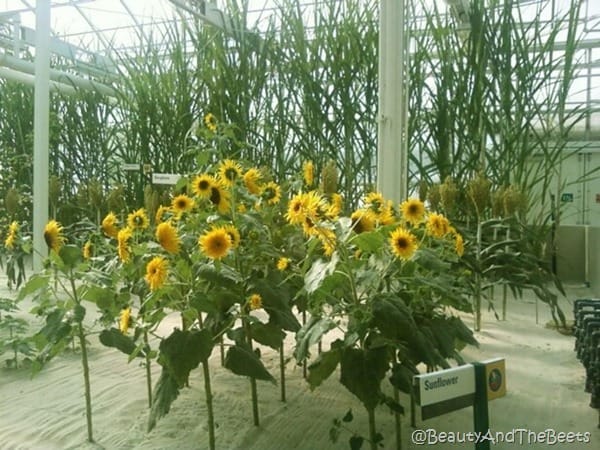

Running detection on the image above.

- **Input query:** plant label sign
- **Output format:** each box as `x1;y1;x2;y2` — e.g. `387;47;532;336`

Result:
414;364;475;420
122;163;140;171
482;357;506;401
152;173;181;185
414;358;506;420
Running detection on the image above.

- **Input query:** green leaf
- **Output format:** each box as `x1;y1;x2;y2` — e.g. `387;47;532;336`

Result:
304;253;339;294
350;230;385;253
82;285;115;310
253;279;301;332
294;316;336;362
72;304;86;323
371;295;418;343
342;409;354;423
224;343;276;383
17;274;50;301
389;363;417;394
158;328;214;388
349;435;364;450
59;245;82;268
37;309;72;345
148;370;181;432
307;348;340;390
250;322;286;349
99;328;141;357
339;347;389;411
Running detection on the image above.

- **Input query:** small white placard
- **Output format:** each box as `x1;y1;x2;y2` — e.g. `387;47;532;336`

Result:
415;364;475;406
122;163;140;171
152;173;182;185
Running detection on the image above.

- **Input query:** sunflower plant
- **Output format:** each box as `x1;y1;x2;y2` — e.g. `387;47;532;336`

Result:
287;190;477;450
2;220;32;290
17;220;100;443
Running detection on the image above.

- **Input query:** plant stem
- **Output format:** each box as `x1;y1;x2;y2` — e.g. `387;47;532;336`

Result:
244;316;260;426
367;407;377;450
279;344;286;402
69;273;93;443
220;337;225;367
475;220;482;331
143;330;153;408
77;323;94;442
202;359;216;450
394;387;402;449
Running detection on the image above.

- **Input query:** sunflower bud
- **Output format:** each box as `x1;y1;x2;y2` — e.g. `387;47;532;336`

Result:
418;180;428;202
88;179;104;210
491;186;506;218
320;159;338;195
427;183;441;211
440;176;458;215
503;185;527;217
5;188;20;217
49;176;61;208
467;173;491;217
107;184;126;213
144;184;160;218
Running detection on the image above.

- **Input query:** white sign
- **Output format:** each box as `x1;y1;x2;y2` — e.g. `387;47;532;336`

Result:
122;163;140;171
415;364;475;406
152;173;182;185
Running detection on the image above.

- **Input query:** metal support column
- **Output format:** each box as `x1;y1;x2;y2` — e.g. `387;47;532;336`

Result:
377;0;408;203
33;0;51;271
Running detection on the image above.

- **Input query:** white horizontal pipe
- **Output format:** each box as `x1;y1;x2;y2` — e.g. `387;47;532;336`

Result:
0;52;116;96
0;65;78;95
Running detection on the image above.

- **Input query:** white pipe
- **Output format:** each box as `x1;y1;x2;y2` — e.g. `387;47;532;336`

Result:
377;0;407;203
0;53;116;97
0;66;78;95
33;0;51;271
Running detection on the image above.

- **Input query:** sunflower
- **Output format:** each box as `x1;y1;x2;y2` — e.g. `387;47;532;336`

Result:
302;161;314;187
127;208;149;231
204;112;217;132
145;256;168;291
119;307;132;334
199;227;232;260
44;220;65;252
426;212;450;238
155;205;171;224
8;221;19;234
261;181;281;205
222;224;241;249
286;193;306;225
83;241;93;259
377;200;396;225
400;198;426;226
192;174;216;199
243;168;261;195
285;191;323;225
276;257;290;271
317;227;336;257
172;194;195;216
455;232;465;257
365;191;385;213
117;227;133;262
325;193;343;219
218;159;242;187
350;210;375;234
101;212;119;238
4;233;15;250
4;221;18;249
248;293;262;311
156;221;180;254
389;227;418;260
209;182;231;215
